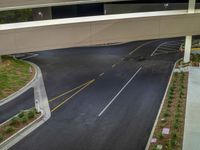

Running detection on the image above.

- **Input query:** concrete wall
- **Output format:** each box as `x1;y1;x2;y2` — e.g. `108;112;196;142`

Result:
0;10;200;55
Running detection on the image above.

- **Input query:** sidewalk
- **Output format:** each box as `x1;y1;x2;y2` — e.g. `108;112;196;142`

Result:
183;67;200;150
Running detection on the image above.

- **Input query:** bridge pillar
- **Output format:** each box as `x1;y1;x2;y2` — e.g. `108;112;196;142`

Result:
184;36;192;63
183;0;196;63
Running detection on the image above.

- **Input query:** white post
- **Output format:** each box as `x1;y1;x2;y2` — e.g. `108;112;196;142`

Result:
188;0;196;13
183;0;196;63
184;36;192;63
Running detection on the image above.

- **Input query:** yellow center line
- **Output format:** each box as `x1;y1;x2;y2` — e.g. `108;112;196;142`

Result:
51;79;95;112
48;79;94;103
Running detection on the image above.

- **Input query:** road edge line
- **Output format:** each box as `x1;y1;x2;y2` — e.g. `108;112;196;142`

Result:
145;58;181;150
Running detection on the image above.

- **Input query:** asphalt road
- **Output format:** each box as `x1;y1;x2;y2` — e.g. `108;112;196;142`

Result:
8;38;183;150
0;89;34;124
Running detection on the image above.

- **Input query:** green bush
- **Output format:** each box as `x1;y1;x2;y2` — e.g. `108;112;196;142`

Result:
158;132;163;139
4;126;15;134
164;112;170;117
0;133;3;141
177;104;181;108
173;122;179;129
170;139;177;147
18;111;25;118
20;116;28;124
175;112;181;118
172;132;177;139
168;100;173;104
27;110;35;119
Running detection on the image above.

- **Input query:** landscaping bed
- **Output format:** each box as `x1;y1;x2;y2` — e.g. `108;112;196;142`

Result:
0;56;34;100
0;108;40;143
149;71;188;150
176;54;200;68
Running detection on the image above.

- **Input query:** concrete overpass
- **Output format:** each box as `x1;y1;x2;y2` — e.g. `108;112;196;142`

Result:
0;0;199;63
0;0;129;11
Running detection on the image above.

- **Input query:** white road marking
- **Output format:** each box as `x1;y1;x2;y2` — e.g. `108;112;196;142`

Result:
151;41;181;56
99;73;104;77
98;67;142;117
150;43;163;56
129;41;153;55
22;53;39;60
159;46;179;51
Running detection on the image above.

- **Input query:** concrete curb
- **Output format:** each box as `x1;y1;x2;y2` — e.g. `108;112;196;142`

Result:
145;58;182;150
0;60;37;106
0;112;44;150
0;60;51;149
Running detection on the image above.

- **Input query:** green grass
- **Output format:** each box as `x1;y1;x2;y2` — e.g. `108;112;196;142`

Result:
0;56;33;100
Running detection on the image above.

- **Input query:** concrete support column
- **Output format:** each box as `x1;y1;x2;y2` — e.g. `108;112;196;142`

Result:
183;0;196;63
184;36;192;63
188;0;196;13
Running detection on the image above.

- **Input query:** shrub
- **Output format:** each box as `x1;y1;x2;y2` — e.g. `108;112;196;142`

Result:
172;132;177;139
171;139;177;147
168;100;173;104
177;104;181;108
158;132;163;139
173;122;179;129
175;112;181;118
4;126;15;134
20;116;28;124
9;117;20;126
18;111;25;118
0;133;3;141
27;110;35;119
167;103;171;108
164;112;170;117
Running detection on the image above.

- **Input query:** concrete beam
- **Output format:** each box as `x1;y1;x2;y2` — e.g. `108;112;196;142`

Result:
0;10;200;55
0;0;128;11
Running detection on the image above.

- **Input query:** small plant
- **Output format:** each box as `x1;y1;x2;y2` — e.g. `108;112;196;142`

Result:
175;112;181;118
27;110;35;119
18;111;25;118
172;132;177;139
164;111;170;117
0;133;3;141
168;100;173;104
173;122;179;129
4;126;15;134
158;132;163;139
20;116;28;124
177;104;181;108
170;139;177;147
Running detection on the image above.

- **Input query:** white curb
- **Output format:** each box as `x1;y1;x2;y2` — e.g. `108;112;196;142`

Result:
0;59;51;149
0;60;37;106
